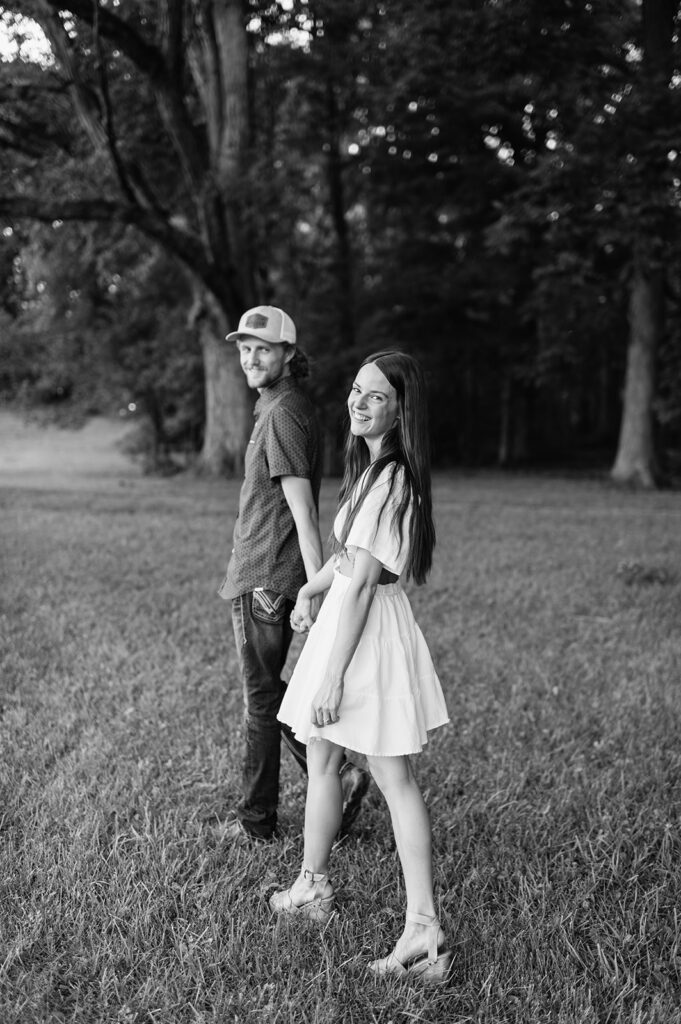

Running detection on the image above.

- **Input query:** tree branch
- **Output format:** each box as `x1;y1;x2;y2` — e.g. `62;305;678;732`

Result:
90;0;170;220
36;0;107;151
92;0;136;205
39;0;206;191
187;0;222;155
0;194;233;307
40;0;167;79
160;0;185;77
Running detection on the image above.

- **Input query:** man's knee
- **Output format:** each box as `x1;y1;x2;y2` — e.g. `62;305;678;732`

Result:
243;693;282;725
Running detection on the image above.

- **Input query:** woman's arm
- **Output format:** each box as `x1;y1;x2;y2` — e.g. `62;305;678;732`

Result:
299;555;336;600
309;546;384;727
290;556;336;632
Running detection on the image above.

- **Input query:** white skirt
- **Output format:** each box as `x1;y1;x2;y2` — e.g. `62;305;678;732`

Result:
278;570;449;756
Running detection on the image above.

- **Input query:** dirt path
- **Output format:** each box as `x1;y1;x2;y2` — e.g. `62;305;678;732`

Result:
0;410;141;489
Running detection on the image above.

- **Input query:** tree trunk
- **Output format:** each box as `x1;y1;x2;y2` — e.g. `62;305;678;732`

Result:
199;0;255;473
611;264;661;487
498;375;512;466
498;375;530;466
610;0;675;488
198;298;253;475
44;0;255;477
201;331;252;475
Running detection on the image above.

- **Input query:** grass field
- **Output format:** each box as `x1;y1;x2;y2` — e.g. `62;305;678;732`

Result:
1;466;680;1023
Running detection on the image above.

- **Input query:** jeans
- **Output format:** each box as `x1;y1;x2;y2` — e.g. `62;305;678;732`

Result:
231;589;308;839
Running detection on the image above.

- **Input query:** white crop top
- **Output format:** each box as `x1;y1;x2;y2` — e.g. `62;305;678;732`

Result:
333;464;412;577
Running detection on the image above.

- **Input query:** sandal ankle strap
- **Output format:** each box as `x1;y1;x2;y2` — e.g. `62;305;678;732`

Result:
302;867;328;883
406;910;439;927
406;911;441;963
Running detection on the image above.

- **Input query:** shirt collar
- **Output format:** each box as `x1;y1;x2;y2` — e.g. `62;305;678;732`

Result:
254;374;297;414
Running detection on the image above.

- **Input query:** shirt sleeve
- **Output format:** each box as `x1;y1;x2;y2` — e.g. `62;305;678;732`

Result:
265;404;312;480
345;466;412;576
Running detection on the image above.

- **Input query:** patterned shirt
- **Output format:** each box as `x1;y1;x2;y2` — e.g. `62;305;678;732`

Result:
218;376;322;601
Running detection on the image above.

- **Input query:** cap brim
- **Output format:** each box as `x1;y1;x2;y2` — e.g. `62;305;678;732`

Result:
224;331;269;343
224;329;294;345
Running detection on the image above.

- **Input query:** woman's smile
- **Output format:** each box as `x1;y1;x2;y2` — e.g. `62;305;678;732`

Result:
347;362;398;448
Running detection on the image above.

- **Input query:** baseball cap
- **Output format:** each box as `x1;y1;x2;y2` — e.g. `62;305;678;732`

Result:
225;305;296;346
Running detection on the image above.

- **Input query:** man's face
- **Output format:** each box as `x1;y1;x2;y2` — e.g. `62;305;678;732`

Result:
237;338;292;390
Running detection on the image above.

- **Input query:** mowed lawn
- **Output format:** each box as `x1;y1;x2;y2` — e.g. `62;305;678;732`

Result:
1;468;680;1023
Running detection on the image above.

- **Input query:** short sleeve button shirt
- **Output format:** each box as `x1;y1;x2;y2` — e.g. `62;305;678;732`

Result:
218;376;322;602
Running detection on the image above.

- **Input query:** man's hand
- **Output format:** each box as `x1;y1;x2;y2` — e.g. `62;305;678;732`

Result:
290;592;322;633
290;606;313;633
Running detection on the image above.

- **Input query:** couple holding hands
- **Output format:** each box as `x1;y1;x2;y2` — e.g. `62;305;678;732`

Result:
219;306;451;984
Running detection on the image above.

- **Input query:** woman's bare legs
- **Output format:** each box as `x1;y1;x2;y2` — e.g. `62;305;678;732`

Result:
282;738;344;905
367;753;445;962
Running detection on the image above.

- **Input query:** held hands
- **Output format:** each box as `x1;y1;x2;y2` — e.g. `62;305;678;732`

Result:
290;606;312;633
290;593;321;634
311;675;344;728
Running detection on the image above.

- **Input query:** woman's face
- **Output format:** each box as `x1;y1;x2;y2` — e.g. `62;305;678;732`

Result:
347;362;398;447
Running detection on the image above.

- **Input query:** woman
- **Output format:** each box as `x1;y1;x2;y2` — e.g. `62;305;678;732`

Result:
270;351;451;984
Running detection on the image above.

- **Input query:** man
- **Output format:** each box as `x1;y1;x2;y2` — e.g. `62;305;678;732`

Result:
218;305;369;844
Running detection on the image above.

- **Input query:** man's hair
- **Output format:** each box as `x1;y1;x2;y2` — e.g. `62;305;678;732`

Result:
288;347;310;380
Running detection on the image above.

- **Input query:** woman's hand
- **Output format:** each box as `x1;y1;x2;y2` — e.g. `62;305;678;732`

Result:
310;674;344;727
290;595;312;633
290;591;321;633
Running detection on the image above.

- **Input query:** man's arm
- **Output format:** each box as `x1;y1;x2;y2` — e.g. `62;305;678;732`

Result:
280;475;324;582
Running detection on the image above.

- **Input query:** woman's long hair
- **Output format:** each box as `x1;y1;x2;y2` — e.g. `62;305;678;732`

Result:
334;350;436;584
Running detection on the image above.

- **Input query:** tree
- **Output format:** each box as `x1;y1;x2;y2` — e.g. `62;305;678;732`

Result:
363;0;641;464
476;0;681;474
0;217;206;470
0;0;255;473
2;0;679;474
611;0;680;487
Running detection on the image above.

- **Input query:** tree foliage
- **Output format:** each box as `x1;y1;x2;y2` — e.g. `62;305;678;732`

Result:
1;0;680;479
0;0;254;472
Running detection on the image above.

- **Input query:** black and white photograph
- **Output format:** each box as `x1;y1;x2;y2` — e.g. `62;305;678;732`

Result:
1;2;680;1021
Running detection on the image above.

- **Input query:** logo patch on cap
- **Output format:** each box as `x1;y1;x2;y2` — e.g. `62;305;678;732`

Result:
245;313;268;329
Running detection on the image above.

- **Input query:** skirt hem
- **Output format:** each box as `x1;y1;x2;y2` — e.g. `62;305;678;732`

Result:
288;717;451;758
